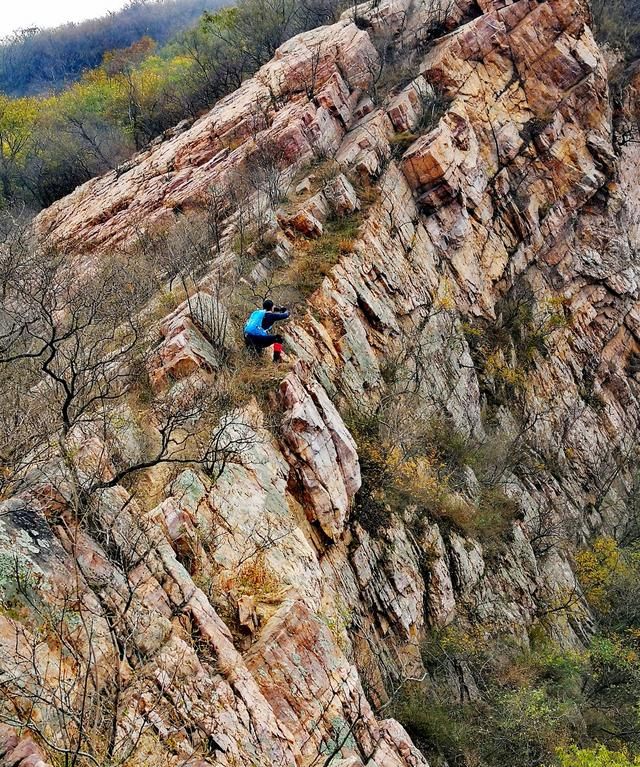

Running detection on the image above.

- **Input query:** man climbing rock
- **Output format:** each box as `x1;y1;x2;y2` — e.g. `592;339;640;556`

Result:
243;299;289;362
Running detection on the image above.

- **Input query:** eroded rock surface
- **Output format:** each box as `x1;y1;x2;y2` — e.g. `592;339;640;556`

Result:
4;0;640;764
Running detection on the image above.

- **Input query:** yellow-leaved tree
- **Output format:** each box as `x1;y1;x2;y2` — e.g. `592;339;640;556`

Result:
0;94;39;201
557;745;640;767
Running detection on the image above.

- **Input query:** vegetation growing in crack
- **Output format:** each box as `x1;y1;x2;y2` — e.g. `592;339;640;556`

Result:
344;301;526;550
389;83;452;159
464;282;569;409
348;408;521;552
243;169;380;315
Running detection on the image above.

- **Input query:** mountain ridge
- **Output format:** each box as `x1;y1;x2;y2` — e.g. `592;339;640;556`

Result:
3;0;640;764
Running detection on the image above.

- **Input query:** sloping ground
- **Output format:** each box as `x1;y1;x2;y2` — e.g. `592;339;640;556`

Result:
3;0;640;764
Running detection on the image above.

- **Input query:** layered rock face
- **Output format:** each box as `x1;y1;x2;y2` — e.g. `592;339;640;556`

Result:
3;0;639;764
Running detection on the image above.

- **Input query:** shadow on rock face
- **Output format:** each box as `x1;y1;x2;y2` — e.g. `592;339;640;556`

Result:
0;497;57;563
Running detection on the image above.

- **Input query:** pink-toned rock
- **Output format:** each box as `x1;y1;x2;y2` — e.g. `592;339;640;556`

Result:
295;175;314;195
336;112;394;176
147;291;232;392
316;72;355;126
372;719;431;767
324;173;360;216
158;497;197;542
34;20;378;255
279;173;359;236
402;123;453;189
353;94;375;121
0;728;19;760
0;731;52;767
279;198;327;237
280;365;360;540
350;523;426;641
147;319;218;392
387;77;430;133
401;107;477;198
67;434;116;483
7;0;638;765
246;600;429;766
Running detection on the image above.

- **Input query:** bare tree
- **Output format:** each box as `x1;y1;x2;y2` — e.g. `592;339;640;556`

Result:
0;250;143;441
527;501;573;558
0;497;198;767
245;141;290;208
0;223;261;502
202;182;232;256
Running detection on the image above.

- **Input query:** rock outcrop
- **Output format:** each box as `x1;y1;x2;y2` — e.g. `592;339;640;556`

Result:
0;726;52;767
3;0;640;764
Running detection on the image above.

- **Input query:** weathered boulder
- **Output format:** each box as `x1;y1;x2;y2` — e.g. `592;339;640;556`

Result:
387;76;430;133
324;173;360;216
147;291;232;391
0;727;52;767
278;173;359;236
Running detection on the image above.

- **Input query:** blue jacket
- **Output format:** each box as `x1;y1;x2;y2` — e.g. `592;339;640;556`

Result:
244;308;290;337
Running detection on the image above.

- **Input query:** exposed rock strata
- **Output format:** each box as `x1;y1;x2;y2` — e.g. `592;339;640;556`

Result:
2;0;638;764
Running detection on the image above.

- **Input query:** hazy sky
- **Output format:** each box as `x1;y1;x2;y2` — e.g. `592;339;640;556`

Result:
0;0;130;38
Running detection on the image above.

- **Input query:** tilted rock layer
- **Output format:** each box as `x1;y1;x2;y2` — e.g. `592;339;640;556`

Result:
3;0;639;764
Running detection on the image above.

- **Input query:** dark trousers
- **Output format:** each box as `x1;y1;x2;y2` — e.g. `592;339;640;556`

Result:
244;333;283;352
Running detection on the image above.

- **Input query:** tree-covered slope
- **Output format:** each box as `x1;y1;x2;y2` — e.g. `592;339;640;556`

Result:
0;0;226;97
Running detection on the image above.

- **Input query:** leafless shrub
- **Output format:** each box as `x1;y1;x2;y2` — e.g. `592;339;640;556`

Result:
415;82;450;133
187;288;232;353
245;141;290;207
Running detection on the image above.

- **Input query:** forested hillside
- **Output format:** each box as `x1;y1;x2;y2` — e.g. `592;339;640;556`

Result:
0;0;225;97
591;0;640;60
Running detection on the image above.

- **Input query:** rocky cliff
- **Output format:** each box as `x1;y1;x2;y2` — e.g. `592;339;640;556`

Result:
2;0;639;764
